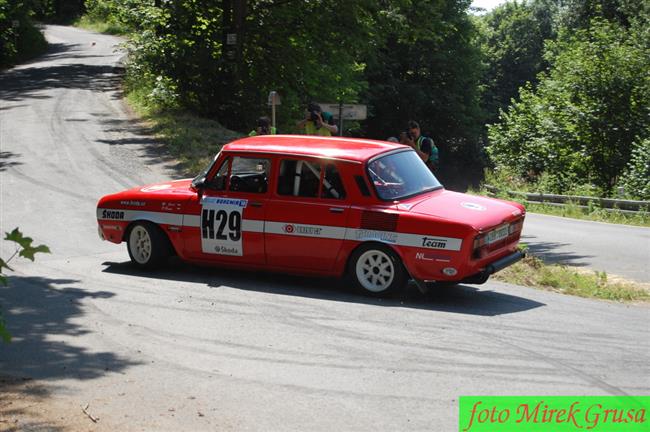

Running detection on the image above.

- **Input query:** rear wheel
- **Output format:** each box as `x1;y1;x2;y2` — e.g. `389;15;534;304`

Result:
348;244;407;297
127;222;170;268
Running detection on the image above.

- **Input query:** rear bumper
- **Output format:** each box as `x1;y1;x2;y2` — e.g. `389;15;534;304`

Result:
459;250;525;284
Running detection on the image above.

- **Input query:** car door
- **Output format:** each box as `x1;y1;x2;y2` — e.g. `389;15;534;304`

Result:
265;158;350;271
183;155;269;264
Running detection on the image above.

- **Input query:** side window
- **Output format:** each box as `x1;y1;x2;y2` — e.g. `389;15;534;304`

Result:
321;163;346;199
277;159;345;200
229;157;270;193
206;157;230;191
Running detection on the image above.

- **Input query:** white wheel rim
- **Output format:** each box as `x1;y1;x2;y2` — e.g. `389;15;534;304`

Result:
355;249;395;293
129;226;152;264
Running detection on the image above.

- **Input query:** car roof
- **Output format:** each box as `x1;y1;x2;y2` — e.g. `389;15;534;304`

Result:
222;135;404;163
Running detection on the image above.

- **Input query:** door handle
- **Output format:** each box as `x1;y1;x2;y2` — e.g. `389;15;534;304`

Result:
250;202;263;208
329;207;344;213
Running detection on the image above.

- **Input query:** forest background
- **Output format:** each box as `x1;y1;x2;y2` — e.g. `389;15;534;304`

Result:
1;0;648;199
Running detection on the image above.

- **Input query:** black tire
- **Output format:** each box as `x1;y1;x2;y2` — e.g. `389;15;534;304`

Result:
348;243;407;297
126;222;171;269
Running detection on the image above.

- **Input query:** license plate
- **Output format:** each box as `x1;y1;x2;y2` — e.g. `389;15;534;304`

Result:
486;224;509;244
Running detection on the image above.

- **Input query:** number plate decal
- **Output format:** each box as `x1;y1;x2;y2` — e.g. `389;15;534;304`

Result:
486;224;509;245
200;197;247;256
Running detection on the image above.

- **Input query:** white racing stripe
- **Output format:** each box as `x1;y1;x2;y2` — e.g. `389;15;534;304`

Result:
97;208;463;251
97;208;183;226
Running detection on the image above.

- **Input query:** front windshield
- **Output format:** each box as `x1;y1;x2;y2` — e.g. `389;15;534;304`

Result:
367;150;443;200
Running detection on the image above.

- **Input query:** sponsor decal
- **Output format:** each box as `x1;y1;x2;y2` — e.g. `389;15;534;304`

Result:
141;184;172;192
202;197;248;208
283;224;322;236
442;267;458;276
120;200;145;207
415;252;451;262
355;229;398;244
461;201;487;211
201;197;244;256
102;209;125;220
421;236;448;249
161;201;182;212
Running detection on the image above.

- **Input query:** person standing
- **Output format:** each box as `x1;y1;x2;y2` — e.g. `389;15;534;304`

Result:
403;120;438;171
249;116;276;136
296;102;338;136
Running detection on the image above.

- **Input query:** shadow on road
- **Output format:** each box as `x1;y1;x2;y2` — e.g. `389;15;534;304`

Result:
0;152;22;172
102;260;545;317
0;43;122;103
0;276;141;381
520;236;593;267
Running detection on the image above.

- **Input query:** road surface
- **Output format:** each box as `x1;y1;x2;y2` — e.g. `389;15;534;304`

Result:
1;26;648;431
522;213;650;283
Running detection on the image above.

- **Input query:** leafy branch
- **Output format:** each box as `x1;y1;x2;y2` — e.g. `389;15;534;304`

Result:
0;228;50;343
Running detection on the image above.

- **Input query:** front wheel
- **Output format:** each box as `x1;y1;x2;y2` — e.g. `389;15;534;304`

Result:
348;244;407;297
127;222;170;268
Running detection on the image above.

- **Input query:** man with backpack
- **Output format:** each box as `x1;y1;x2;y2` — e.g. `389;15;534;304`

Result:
401;120;439;171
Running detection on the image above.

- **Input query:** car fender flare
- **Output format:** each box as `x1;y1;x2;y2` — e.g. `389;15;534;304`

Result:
123;219;178;256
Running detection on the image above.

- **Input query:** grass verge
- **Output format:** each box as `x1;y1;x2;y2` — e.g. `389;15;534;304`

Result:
470;188;650;227
494;253;650;302
125;87;242;175
74;16;130;35
524;202;650;227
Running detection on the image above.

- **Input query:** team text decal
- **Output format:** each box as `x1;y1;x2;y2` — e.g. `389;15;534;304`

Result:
200;197;247;256
421;236;448;249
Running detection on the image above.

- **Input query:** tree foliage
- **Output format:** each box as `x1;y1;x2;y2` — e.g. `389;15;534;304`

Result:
88;0;483;165
487;13;649;195
619;138;650;200
478;0;556;124
362;0;483;165
0;0;47;67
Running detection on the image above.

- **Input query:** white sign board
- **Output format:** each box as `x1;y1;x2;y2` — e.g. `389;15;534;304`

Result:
318;103;367;120
267;91;281;105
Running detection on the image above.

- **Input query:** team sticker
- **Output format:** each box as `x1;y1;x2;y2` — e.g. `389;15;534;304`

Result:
201;197;247;256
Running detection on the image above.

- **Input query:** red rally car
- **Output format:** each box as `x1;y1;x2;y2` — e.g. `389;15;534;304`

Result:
97;135;525;296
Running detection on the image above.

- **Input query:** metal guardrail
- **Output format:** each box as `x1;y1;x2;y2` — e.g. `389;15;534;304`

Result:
485;185;650;213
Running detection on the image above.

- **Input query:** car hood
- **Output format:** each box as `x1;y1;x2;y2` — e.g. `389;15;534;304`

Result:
404;190;524;230
98;179;195;206
126;179;195;196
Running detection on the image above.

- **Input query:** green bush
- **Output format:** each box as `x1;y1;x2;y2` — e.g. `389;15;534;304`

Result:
618;138;650;200
1;0;47;67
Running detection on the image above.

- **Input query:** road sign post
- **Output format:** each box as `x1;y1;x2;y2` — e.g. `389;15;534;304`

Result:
317;103;367;136
267;91;281;128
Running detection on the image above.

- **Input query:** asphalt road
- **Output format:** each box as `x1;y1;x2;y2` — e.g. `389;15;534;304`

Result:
523;213;650;283
1;26;649;431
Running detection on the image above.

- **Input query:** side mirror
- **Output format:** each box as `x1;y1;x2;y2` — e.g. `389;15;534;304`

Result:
192;176;207;190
